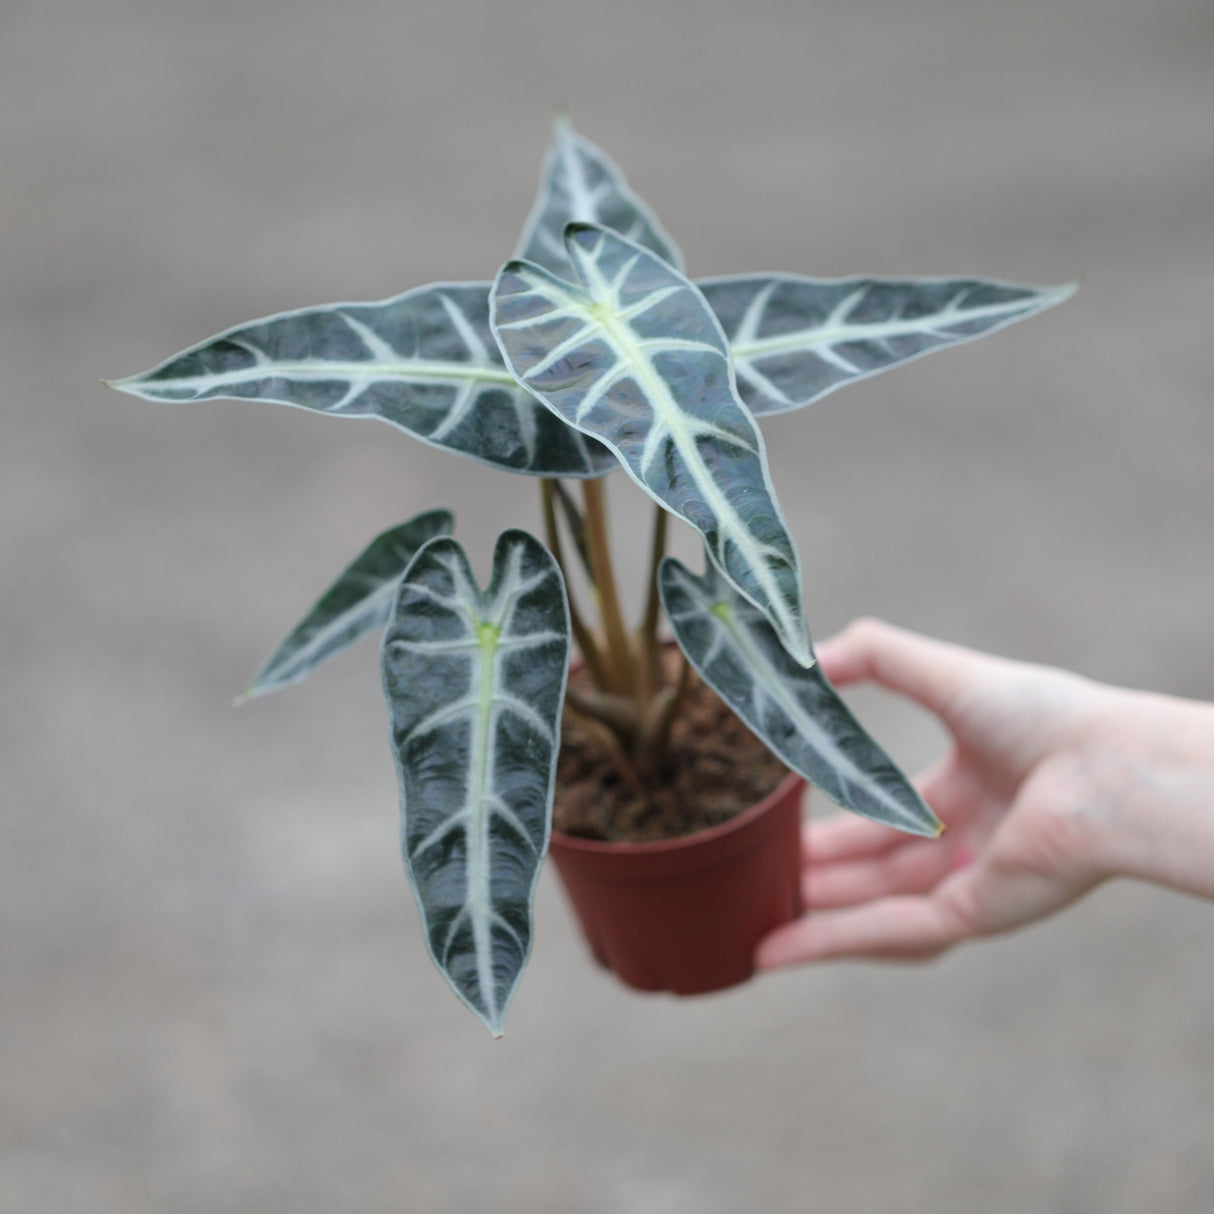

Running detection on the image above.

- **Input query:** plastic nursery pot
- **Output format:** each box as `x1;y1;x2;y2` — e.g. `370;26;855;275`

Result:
548;770;806;995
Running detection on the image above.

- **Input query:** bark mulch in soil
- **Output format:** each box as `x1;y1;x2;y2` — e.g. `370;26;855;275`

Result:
553;657;790;844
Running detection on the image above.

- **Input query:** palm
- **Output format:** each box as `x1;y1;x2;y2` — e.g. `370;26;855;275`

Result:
757;621;1108;965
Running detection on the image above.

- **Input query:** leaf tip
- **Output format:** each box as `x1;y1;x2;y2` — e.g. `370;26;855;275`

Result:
786;633;816;669
233;680;271;707
478;1007;508;1038
1054;277;1082;303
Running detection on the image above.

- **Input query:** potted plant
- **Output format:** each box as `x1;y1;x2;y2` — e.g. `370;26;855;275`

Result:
107;118;1072;1035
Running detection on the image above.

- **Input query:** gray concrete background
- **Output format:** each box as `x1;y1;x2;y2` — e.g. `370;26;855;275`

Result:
4;1;1213;1210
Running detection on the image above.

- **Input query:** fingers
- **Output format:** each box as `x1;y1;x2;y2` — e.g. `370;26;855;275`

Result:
815;617;978;724
801;814;908;864
755;886;973;966
807;836;961;909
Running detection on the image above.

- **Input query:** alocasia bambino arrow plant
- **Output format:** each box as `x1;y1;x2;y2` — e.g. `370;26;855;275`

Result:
108;117;1074;1035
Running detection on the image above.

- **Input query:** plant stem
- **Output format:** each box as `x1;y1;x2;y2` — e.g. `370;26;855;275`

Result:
552;480;593;581
540;479;607;689
581;476;635;696
636;501;668;700
563;684;640;742
561;702;645;794
635;650;693;775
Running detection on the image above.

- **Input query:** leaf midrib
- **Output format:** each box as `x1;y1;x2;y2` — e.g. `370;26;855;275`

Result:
134;359;520;394
262;581;394;684
467;615;500;1030
732;297;1041;361
709;594;933;833
584;293;804;660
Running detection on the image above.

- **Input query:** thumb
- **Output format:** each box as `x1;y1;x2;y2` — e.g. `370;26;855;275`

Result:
816;617;977;726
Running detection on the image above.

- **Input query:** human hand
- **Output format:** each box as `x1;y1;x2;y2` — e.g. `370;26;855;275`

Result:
756;618;1214;968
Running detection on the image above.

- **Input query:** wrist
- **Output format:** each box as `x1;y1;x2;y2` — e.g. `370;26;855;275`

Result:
1082;690;1214;900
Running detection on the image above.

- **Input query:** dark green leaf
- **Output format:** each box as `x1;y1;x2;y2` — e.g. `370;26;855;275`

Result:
660;556;942;837
514;116;683;277
381;529;570;1035
108;283;616;478
492;224;812;666
701;274;1076;415
240;508;455;701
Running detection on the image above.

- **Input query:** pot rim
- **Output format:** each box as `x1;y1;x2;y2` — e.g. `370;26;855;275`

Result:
550;768;806;856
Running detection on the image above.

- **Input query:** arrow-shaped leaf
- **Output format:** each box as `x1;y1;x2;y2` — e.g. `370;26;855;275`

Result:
239;508;454;701
515;116;684;278
700;274;1077;416
107;282;616;479
660;555;942;837
492;224;812;667
381;529;570;1036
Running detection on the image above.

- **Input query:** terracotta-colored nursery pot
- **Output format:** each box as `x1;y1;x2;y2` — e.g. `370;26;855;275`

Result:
548;772;805;995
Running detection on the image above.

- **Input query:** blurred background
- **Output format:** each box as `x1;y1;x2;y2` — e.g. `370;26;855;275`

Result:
3;0;1213;1210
